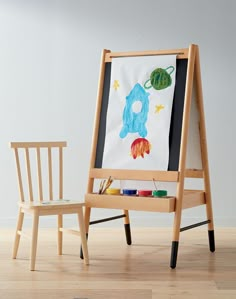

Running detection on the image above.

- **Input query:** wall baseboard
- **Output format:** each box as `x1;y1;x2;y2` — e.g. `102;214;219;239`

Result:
1;215;235;228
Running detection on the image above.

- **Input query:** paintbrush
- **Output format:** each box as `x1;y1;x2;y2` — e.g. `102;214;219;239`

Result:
99;180;105;194
102;176;113;194
152;178;158;191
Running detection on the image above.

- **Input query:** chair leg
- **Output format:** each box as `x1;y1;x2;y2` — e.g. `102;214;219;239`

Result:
30;211;39;271
12;209;24;259
78;208;89;265
80;207;90;259
58;214;63;255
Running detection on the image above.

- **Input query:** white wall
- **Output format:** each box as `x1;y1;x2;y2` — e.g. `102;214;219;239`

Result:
0;0;235;227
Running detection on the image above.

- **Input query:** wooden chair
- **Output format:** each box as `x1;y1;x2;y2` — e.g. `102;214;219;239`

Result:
10;141;89;271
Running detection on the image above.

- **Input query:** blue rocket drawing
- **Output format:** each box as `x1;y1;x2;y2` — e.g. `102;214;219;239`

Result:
119;83;150;138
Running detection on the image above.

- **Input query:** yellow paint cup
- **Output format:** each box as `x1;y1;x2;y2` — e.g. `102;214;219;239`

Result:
105;188;121;195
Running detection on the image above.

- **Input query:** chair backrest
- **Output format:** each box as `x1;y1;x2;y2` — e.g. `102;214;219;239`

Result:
10;141;67;203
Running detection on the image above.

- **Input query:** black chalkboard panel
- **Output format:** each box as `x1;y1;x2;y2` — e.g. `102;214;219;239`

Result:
95;58;188;171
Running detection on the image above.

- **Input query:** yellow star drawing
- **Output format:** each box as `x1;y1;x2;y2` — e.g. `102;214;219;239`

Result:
113;80;120;90
155;104;165;113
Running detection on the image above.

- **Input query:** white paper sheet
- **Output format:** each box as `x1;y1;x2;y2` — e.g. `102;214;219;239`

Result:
102;55;176;171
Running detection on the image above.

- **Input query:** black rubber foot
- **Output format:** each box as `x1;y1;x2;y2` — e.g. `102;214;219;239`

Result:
80;233;88;259
208;230;215;252
124;224;132;245
170;241;179;269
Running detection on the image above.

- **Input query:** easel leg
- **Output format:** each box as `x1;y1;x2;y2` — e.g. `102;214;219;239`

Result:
123;210;132;245
170;210;181;269
206;191;215;252
208;230;215;252
80;206;91;259
169;44;197;268
170;241;179;269
205;184;215;252
195;44;215;254
170;187;184;269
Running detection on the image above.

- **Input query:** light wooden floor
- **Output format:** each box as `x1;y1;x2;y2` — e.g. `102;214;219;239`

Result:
0;227;236;299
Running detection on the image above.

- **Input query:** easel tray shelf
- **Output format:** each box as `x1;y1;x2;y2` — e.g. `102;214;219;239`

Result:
85;190;205;213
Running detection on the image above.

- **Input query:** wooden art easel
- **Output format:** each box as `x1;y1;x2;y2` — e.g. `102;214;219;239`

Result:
83;44;215;268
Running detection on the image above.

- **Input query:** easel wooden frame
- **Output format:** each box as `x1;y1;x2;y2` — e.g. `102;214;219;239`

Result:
83;44;215;268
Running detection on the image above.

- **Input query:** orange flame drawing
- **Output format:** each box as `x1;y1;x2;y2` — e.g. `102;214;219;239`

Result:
131;138;151;159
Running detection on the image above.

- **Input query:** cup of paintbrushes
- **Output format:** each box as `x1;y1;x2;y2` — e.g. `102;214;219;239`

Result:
101;176;113;194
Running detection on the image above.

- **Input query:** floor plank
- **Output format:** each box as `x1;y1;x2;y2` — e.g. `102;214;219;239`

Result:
0;227;235;298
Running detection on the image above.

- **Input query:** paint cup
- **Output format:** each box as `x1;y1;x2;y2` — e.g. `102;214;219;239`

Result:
105;188;120;195
122;189;137;196
138;190;152;197
152;190;167;197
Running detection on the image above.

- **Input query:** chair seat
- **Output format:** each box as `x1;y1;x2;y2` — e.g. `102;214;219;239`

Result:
18;200;85;216
18;200;84;208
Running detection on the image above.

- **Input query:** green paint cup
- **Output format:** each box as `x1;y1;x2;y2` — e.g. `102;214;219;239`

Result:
152;190;167;197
